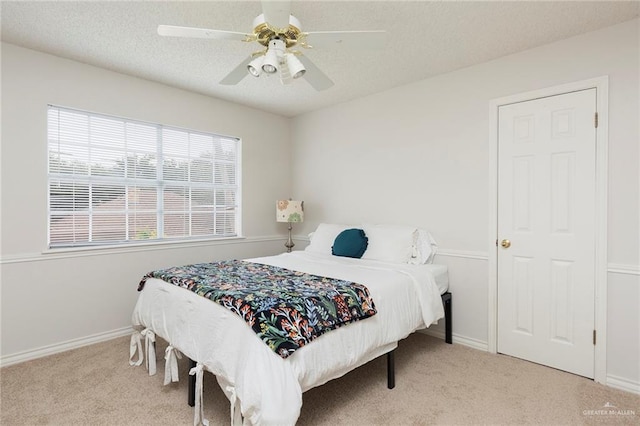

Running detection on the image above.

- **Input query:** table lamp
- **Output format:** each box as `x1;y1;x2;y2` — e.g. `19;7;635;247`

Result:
276;199;304;252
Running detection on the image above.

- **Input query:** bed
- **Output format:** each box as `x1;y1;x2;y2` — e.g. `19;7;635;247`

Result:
130;224;451;425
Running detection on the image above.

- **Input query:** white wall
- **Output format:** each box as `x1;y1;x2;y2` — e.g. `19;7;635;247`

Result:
1;18;638;392
0;43;292;360
291;19;640;391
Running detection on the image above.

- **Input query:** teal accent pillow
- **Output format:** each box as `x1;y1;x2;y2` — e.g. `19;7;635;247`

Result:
332;228;368;258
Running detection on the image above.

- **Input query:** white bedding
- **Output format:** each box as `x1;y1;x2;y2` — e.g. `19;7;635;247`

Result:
423;263;449;295
131;251;446;425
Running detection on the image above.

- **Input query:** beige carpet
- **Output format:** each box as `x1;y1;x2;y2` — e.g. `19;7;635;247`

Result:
1;333;638;425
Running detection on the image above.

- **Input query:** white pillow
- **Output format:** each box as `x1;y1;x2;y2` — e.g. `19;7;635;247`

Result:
361;224;417;264
305;223;351;255
409;229;438;264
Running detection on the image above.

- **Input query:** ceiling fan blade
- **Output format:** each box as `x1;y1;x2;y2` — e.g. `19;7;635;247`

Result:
158;25;252;42
297;54;334;91
261;0;292;30
219;56;253;85
303;31;387;49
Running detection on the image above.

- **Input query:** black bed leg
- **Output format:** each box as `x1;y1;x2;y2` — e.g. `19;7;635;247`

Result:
442;292;452;344
387;350;395;389
188;358;196;407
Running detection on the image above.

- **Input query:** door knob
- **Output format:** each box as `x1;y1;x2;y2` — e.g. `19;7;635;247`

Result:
501;239;511;248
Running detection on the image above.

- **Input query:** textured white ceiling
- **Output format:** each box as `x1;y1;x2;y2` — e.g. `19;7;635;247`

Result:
1;1;638;117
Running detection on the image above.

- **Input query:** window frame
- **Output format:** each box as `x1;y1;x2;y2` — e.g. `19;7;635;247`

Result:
46;104;242;250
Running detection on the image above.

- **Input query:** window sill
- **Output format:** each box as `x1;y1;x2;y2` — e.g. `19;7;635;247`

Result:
1;236;288;264
42;236;247;256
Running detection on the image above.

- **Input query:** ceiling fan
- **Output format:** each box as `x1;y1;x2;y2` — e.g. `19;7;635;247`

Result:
157;0;386;91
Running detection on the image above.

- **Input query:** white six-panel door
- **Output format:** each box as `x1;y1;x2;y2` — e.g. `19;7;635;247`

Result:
497;88;596;378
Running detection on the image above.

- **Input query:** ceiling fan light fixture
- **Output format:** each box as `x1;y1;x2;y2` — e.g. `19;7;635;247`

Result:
286;53;306;79
262;63;277;74
160;1;382;91
262;44;280;74
247;55;265;77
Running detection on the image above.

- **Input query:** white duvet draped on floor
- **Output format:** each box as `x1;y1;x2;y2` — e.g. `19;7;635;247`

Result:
131;251;445;425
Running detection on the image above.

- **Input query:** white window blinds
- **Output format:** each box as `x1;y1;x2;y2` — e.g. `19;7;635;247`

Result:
47;105;240;248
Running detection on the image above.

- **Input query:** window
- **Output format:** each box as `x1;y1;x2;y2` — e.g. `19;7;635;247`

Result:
47;105;240;248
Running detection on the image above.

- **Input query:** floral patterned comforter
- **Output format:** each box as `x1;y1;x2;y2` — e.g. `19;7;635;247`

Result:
138;260;377;358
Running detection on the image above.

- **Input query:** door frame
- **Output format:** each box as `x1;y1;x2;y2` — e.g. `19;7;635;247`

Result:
487;76;609;384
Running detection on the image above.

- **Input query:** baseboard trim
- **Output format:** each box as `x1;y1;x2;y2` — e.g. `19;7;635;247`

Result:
607;374;640;395
419;331;640;395
419;329;489;351
5;326;639;396
419;327;446;341
451;334;489;351
0;326;133;367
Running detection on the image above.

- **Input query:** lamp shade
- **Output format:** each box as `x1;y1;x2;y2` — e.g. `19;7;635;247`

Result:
276;200;304;223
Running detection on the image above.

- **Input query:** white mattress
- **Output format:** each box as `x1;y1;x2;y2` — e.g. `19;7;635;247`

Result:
423;263;449;295
131;251;446;425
